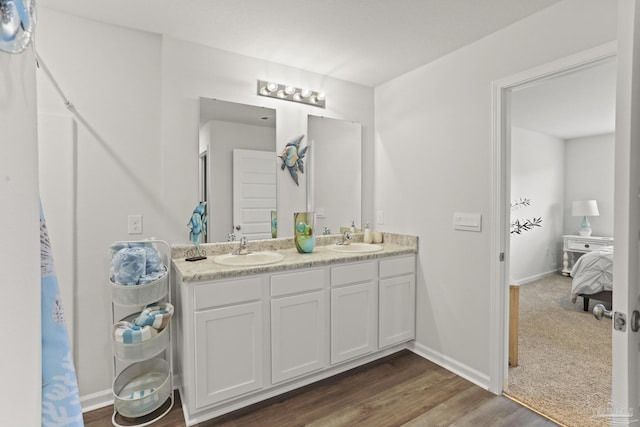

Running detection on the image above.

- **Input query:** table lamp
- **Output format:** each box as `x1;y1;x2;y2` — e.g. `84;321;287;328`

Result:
572;200;599;237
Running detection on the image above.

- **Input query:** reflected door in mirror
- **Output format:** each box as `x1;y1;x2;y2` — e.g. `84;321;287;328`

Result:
233;149;277;240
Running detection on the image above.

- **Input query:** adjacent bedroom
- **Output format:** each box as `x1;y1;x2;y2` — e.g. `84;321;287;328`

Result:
505;57;616;427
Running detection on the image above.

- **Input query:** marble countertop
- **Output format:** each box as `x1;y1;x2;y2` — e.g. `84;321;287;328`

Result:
172;232;418;283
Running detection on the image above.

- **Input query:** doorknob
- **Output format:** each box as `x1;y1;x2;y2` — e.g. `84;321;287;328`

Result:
593;304;612;320
593;304;640;332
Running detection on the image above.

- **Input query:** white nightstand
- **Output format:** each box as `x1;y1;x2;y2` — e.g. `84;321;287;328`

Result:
561;234;614;276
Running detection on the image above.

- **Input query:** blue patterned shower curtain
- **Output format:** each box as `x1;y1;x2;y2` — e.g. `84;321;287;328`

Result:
40;203;84;426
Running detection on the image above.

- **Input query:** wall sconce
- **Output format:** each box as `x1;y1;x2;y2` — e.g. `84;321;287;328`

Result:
257;80;326;108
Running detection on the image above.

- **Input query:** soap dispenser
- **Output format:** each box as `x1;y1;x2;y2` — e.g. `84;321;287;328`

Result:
364;222;372;244
350;220;356;233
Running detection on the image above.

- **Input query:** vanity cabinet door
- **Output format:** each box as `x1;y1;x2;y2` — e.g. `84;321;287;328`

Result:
379;275;416;348
331;281;377;364
271;291;326;384
194;301;263;408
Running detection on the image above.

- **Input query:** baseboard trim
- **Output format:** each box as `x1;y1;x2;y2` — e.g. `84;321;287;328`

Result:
511;269;560;285
80;389;113;413
408;341;491;391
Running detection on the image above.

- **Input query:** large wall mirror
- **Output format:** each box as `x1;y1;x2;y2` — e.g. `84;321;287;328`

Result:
199;98;277;242
307;115;362;234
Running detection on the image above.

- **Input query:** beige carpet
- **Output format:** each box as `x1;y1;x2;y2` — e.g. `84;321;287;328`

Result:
505;274;611;427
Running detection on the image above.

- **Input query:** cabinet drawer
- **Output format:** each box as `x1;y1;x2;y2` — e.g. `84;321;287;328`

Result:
567;240;610;251
331;262;376;287
271;269;325;297
379;256;415;278
194;277;262;310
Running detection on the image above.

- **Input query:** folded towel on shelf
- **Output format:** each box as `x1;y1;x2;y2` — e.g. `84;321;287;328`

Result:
127;388;157;400
113;321;158;344
143;246;164;275
134;302;174;331
111;247;147;285
110;242;166;286
137;270;166;285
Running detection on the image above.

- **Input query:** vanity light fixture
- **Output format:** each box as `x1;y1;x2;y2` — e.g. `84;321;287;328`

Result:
257;80;326;108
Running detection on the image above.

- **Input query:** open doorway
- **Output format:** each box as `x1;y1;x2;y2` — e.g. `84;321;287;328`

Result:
500;55;616;426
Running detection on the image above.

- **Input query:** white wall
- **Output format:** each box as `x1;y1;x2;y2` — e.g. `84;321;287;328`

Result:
0;48;42;427
36;8;164;403
510;127;564;283
35;9;374;404
563;133;615;237
374;0;617;384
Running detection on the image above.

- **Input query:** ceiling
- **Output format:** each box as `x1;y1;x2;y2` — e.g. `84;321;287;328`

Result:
200;98;277;128
39;0;614;139
38;0;562;88
510;58;616;140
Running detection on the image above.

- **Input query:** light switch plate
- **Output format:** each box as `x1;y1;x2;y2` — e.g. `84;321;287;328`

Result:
453;212;482;232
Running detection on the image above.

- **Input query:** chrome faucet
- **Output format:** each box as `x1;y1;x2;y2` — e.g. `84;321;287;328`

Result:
337;231;352;245
322;227;332;235
235;236;250;255
228;225;242;242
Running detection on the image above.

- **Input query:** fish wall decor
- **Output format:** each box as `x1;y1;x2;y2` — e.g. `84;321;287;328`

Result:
279;134;309;186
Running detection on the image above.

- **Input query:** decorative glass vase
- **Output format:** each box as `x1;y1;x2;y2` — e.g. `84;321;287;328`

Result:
271;210;277;238
294;212;315;253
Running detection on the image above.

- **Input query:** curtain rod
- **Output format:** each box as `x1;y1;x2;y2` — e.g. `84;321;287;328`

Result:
33;45;75;111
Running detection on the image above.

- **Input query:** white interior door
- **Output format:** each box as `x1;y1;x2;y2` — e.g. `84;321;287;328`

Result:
233;149;276;240
611;1;640;424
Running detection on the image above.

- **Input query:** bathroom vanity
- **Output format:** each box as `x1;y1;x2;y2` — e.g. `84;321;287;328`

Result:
171;233;417;426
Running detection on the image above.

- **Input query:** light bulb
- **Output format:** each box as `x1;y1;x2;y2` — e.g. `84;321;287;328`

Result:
300;88;312;98
293;93;302;101
284;86;295;95
277;90;286;98
316;92;326;101
260;87;270;96
267;81;279;92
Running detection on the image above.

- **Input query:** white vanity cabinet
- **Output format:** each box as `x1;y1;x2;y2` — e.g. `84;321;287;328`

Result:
330;261;377;364
378;256;416;348
270;269;327;384
190;276;265;409
175;250;416;426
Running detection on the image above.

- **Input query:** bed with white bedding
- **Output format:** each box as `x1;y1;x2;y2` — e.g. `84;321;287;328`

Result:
570;246;613;311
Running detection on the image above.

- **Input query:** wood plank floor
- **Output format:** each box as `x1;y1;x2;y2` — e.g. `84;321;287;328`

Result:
84;350;558;427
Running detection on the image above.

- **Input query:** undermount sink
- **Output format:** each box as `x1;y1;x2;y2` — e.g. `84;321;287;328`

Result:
325;243;383;253
213;251;284;267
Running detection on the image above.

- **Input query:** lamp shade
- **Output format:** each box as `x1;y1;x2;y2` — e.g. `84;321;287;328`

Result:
572;200;599;217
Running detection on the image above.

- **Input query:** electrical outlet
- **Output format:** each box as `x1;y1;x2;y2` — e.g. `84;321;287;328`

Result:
376;210;384;225
128;214;143;234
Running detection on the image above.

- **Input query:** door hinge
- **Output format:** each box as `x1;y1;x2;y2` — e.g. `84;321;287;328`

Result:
499;252;505;262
